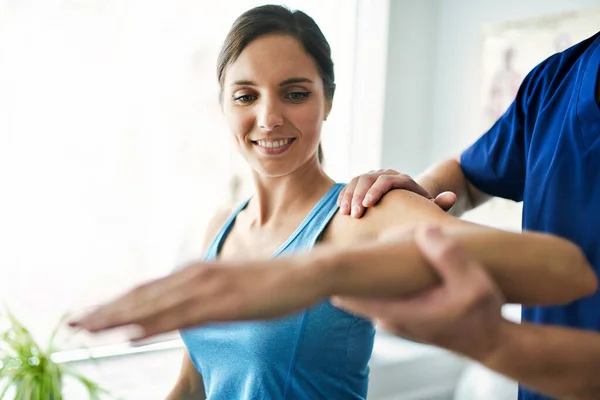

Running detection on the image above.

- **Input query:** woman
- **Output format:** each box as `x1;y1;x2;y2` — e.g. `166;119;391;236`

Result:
71;5;595;400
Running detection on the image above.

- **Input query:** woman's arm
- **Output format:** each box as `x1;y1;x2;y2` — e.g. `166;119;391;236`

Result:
165;350;206;400
323;189;596;305
164;208;232;399
68;192;596;338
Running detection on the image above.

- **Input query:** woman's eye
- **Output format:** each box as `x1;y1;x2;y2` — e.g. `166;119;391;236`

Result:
233;94;257;103
286;91;311;101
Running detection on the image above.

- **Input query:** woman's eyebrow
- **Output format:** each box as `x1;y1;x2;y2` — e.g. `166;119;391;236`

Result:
231;80;256;86
229;77;313;87
279;77;313;86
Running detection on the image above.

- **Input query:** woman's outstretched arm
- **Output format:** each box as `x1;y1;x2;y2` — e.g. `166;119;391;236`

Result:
69;191;596;338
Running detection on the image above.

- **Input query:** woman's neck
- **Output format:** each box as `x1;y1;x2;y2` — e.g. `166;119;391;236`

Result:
248;160;335;227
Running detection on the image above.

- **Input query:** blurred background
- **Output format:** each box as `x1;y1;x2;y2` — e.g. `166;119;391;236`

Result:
0;0;599;399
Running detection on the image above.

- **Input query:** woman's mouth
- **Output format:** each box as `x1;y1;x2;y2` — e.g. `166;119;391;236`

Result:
252;138;296;155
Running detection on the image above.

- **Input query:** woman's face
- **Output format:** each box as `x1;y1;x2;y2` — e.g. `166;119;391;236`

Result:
221;34;330;178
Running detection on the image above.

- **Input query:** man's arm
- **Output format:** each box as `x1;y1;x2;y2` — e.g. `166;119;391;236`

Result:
416;157;491;217
337;156;491;218
486;322;600;400
334;226;600;400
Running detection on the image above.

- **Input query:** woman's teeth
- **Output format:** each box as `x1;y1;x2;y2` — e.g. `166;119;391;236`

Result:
256;139;292;148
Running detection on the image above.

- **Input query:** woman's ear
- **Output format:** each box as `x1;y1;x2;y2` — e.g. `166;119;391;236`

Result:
324;100;333;121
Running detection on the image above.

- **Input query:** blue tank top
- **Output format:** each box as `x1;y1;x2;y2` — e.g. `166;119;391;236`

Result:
180;183;375;400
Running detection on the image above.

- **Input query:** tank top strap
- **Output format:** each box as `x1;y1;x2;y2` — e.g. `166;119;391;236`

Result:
204;183;346;261
203;198;251;261
272;183;345;257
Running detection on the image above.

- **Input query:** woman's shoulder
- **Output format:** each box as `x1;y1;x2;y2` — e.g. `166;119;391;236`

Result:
206;207;234;237
199;206;237;254
324;188;448;246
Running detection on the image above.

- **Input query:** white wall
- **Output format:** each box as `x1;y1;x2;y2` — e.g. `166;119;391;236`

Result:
431;0;600;161
381;0;600;173
381;0;440;176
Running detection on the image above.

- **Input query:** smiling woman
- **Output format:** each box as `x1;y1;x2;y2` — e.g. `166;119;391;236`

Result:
168;6;377;399
0;0;360;352
67;4;598;400
217;6;336;171
221;49;331;177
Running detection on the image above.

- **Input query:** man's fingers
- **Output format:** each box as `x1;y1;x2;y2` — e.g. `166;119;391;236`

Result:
336;186;346;206
415;226;475;285
394;175;434;200
362;175;396;207
433;191;457;212
342;171;434;212
339;178;360;215
351;174;379;218
364;174;432;207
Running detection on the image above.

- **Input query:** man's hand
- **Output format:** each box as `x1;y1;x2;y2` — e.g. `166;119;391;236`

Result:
337;170;456;218
333;226;509;361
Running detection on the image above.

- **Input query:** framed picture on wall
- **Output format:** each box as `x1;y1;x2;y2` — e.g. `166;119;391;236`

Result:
479;7;600;131
463;7;600;232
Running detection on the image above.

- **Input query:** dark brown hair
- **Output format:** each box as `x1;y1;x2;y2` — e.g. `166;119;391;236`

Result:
217;5;335;164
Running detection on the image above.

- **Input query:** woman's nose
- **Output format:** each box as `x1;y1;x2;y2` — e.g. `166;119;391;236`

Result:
257;100;284;131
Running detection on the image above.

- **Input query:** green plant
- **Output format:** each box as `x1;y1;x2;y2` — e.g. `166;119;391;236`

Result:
0;308;110;400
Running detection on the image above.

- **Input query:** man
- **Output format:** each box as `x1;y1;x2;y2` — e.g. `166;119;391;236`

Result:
337;31;600;400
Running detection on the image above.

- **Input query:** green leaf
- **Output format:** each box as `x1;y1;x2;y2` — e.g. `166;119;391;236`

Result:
0;306;109;400
63;367;110;398
0;369;27;399
47;313;71;354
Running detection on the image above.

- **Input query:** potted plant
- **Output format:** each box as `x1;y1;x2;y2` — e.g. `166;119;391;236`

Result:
0;308;110;400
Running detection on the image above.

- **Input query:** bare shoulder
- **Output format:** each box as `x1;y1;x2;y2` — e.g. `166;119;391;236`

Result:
372;189;446;220
324;189;455;246
202;206;234;251
174;207;234;272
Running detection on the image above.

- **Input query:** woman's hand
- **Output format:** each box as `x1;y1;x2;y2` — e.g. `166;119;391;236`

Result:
69;257;327;340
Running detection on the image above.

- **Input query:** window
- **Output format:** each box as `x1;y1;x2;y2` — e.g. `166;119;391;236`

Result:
0;0;388;349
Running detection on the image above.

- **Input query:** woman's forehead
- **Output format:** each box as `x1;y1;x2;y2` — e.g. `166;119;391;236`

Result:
224;35;322;86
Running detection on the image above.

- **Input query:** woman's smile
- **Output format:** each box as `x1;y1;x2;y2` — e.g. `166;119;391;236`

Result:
252;137;297;155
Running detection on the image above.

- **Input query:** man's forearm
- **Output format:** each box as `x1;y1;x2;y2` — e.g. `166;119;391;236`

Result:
417;157;490;216
483;322;600;400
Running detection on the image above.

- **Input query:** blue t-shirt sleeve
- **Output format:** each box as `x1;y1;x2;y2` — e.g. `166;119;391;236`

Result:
460;57;552;202
460;100;527;201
